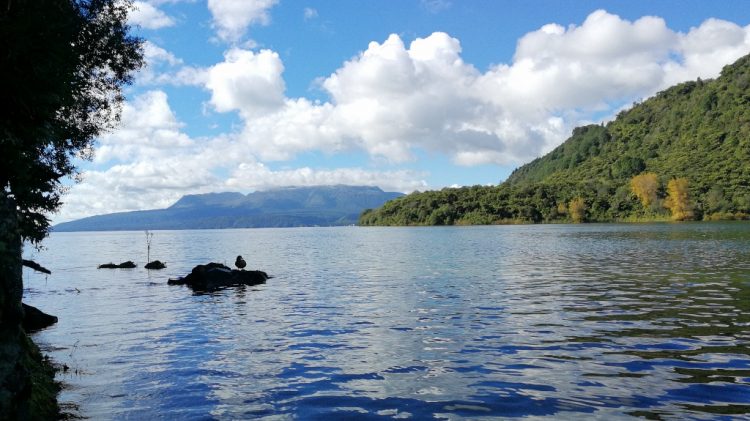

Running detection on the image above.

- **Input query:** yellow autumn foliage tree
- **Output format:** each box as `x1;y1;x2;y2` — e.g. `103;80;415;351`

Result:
664;178;694;221
569;197;586;223
630;172;659;209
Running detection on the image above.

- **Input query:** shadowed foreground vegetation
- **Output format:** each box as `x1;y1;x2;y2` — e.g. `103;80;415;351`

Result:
1;0;142;418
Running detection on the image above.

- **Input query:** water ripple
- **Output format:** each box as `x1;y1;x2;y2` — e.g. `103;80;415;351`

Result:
23;223;750;419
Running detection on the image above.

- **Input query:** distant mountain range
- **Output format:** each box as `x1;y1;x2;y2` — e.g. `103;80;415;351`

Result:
54;185;403;231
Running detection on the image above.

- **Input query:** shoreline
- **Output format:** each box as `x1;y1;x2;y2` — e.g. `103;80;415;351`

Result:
359;216;750;227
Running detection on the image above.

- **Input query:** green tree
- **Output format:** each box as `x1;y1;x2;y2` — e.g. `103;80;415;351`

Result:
704;186;729;214
1;1;143;417
1;0;143;242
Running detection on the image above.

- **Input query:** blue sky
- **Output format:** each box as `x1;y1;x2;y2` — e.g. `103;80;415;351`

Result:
56;0;750;222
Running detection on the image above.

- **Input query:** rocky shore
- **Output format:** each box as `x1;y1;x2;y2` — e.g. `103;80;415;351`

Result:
0;192;58;419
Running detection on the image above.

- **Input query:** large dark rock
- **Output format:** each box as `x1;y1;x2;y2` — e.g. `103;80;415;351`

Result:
98;261;136;269
168;262;269;291
21;303;58;332
145;260;166;270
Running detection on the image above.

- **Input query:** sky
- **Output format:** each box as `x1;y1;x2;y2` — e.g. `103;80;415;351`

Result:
54;0;750;223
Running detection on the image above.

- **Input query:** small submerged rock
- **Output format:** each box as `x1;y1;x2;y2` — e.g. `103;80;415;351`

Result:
98;261;137;269
145;260;167;270
168;262;269;291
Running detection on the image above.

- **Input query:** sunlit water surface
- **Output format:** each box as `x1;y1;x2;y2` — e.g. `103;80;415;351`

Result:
24;223;750;419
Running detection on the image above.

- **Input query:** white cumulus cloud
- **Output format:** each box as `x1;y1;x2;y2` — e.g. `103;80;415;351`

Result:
206;48;286;117
58;158;222;222
94;90;194;163
208;0;279;42
129;1;175;29
137;41;185;85
202;10;750;166
664;18;750;86
143;41;182;67
226;163;427;193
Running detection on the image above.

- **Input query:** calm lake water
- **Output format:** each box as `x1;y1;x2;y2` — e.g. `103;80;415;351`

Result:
23;223;750;420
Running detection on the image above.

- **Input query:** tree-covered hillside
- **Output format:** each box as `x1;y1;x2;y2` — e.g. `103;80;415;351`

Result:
360;54;750;226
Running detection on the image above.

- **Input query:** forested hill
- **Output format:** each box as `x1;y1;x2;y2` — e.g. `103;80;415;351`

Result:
505;55;750;189
360;54;750;226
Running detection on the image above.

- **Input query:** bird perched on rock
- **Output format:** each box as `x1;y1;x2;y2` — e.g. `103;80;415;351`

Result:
235;255;247;270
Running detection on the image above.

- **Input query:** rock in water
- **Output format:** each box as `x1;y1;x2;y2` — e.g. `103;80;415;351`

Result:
98;261;137;269
21;304;57;332
145;260;166;270
168;262;268;291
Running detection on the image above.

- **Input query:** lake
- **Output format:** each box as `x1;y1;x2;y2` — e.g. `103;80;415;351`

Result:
23;223;750;419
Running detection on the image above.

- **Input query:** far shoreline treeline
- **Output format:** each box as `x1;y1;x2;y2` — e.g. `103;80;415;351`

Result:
360;54;750;226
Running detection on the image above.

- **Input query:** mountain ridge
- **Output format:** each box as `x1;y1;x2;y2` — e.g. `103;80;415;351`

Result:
55;185;403;231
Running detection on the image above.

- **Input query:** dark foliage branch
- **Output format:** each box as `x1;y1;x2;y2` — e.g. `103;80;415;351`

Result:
0;0;144;242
